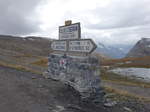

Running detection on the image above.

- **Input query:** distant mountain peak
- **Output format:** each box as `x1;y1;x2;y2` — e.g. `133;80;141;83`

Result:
96;42;132;58
141;38;150;41
98;42;105;49
126;38;150;57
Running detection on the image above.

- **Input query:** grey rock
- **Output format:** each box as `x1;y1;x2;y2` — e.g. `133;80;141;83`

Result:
123;107;133;112
104;100;117;107
126;38;150;57
104;93;116;98
65;104;86;112
43;71;51;79
46;54;105;103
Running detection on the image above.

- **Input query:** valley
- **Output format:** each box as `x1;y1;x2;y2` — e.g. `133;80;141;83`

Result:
0;35;150;112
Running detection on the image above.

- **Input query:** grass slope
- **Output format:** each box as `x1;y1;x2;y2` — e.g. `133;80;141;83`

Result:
102;56;150;68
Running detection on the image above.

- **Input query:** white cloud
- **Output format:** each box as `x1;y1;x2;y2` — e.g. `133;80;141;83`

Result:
0;0;150;45
35;0;150;45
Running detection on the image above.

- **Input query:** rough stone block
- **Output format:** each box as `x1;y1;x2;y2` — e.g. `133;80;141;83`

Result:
47;54;104;103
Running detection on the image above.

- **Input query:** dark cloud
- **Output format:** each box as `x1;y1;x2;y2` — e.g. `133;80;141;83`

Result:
0;0;42;35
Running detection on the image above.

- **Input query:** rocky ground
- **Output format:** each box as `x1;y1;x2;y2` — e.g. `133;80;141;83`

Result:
0;66;150;112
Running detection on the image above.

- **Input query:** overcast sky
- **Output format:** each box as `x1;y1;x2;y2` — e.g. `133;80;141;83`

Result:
0;0;150;45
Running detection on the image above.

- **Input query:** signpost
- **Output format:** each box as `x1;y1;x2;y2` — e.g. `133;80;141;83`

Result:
59;23;81;40
51;20;97;56
51;39;96;53
51;40;67;51
47;21;103;102
68;39;97;53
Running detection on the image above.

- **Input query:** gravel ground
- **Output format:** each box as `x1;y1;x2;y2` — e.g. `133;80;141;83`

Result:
0;66;149;112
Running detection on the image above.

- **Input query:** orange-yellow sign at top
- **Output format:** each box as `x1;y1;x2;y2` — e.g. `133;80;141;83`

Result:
65;20;72;26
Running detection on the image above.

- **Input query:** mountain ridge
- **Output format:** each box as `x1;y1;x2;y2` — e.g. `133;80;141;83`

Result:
96;42;132;58
126;38;150;57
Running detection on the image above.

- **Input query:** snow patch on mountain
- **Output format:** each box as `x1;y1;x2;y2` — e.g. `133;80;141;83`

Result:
96;42;132;58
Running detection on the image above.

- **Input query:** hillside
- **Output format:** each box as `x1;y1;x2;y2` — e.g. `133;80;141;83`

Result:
0;35;52;56
0;34;110;74
0;35;53;73
0;35;150;112
0;35;109;68
102;56;150;68
126;38;150;57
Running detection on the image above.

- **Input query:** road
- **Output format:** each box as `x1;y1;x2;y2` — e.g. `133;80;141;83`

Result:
0;66;76;112
0;66;149;112
0;66;108;112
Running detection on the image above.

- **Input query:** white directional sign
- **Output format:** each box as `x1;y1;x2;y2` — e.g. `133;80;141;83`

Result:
51;21;97;54
51;40;67;51
59;23;81;40
51;39;97;53
68;39;97;53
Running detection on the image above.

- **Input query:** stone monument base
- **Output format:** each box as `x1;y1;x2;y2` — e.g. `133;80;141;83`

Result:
46;54;105;103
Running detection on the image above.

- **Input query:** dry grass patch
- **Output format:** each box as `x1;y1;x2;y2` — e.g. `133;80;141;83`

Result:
101;70;150;88
101;56;150;68
13;54;41;58
31;58;48;67
104;85;150;102
103;80;150;88
0;61;42;75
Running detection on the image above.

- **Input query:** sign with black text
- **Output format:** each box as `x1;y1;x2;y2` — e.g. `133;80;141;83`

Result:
59;23;81;40
68;39;97;53
51;21;97;55
51;40;67;51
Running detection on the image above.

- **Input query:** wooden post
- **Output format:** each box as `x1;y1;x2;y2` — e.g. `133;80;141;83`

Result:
65;20;72;26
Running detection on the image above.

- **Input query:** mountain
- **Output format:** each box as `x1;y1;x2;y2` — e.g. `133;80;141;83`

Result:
0;35;54;72
96;42;132;58
0;34;133;61
102;56;150;68
0;34;110;73
0;35;52;56
126;38;150;57
0;34;109;64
